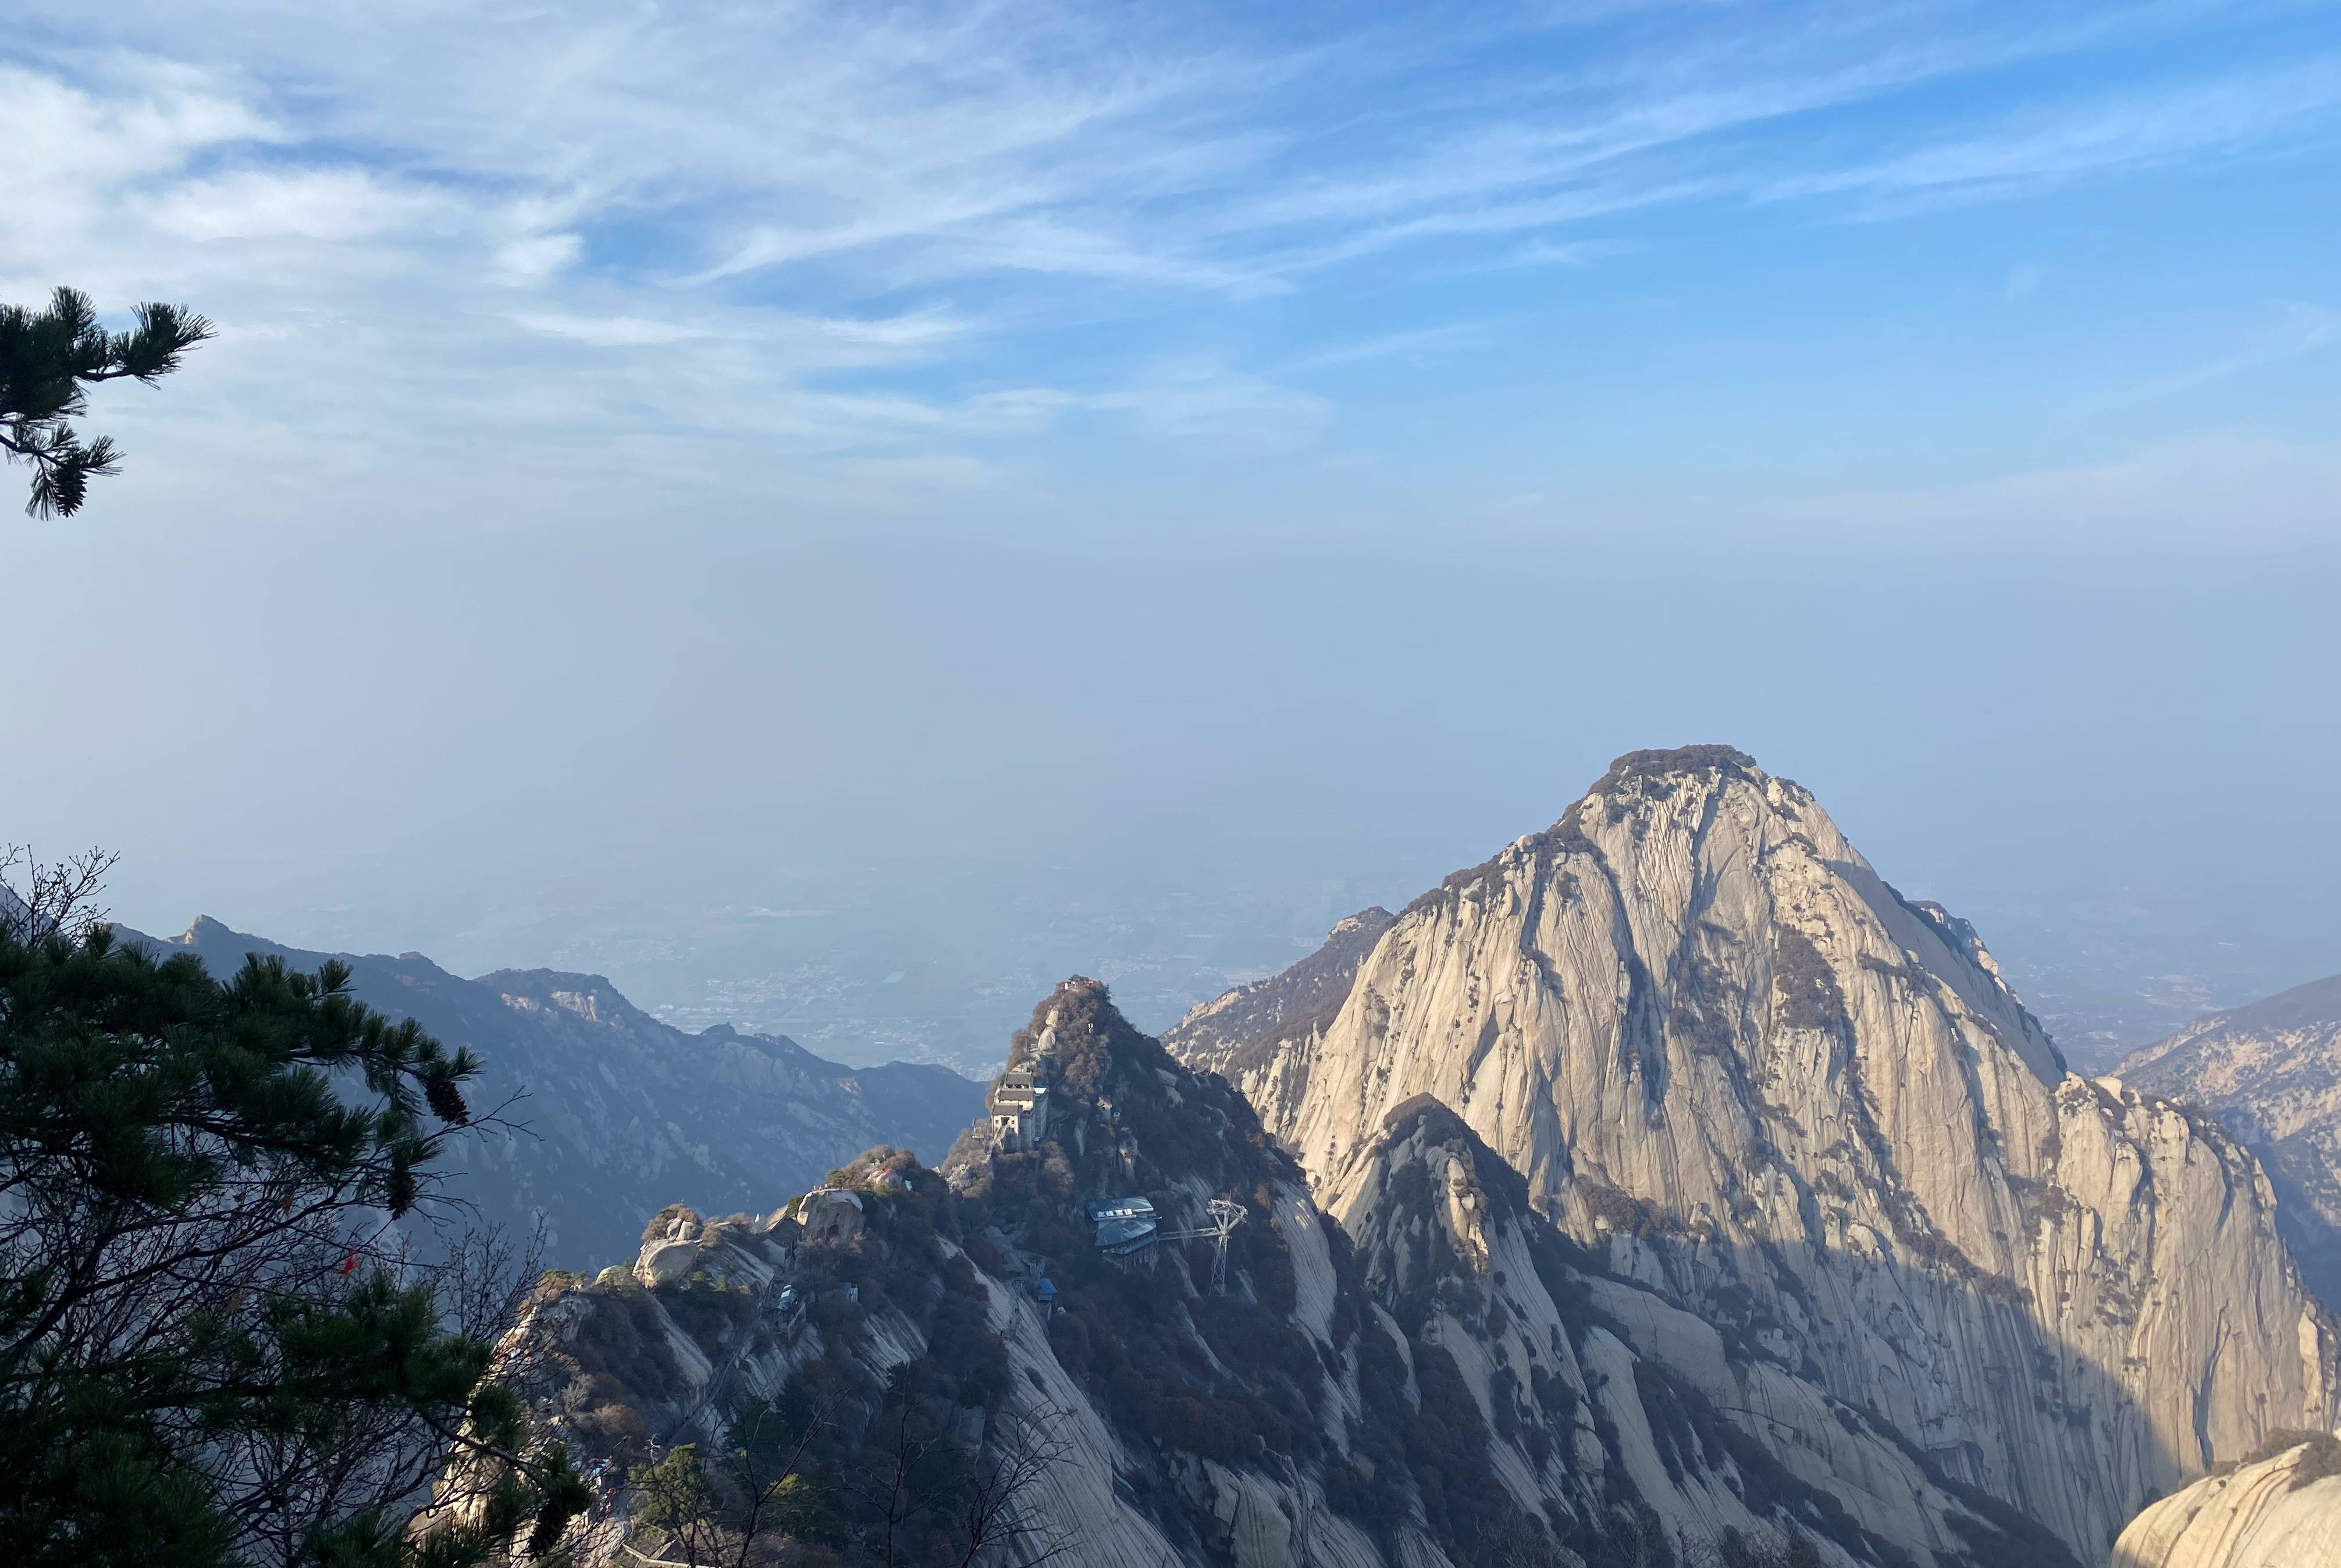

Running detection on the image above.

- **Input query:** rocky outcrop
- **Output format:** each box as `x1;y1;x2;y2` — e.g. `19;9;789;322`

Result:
121;917;982;1273
477;979;2097;1568
2112;1431;2341;1567
797;1188;865;1248
2121;974;2341;1310
633;1204;709;1287
1175;747;2341;1562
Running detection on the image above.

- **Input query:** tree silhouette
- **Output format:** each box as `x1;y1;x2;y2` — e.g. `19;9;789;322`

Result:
1;287;213;518
0;854;584;1567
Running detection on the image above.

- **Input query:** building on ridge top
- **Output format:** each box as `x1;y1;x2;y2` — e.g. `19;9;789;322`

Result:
990;1067;1051;1152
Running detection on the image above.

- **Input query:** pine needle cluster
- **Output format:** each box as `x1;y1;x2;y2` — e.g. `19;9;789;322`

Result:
0;883;579;1567
1;286;214;518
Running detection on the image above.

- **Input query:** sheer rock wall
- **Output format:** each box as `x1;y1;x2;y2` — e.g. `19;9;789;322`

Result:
2122;973;2341;1311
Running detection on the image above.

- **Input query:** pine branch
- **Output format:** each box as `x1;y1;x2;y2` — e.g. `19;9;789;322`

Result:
1;287;213;518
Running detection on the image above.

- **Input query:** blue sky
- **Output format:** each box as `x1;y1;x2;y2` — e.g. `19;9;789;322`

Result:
5;0;2337;533
3;1;2339;1025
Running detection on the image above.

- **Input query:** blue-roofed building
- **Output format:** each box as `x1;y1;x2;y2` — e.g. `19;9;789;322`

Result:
1087;1195;1159;1269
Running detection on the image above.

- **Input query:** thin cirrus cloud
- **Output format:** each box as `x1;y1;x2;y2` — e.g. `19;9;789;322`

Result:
2;0;2337;523
1759;52;2341;215
2087;304;2341;413
511;304;974;362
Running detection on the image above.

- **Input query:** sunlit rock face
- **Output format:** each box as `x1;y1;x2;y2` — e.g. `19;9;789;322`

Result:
1178;746;2341;1562
2122;972;2341;1312
2112;1431;2341;1568
1326;1097;2066;1567
485;984;2073;1568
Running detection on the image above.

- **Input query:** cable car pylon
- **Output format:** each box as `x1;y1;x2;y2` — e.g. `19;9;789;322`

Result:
1160;1198;1247;1295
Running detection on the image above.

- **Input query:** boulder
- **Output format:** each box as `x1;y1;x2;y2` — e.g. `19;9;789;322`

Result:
801;1189;865;1249
2115;1432;2341;1567
635;1238;700;1288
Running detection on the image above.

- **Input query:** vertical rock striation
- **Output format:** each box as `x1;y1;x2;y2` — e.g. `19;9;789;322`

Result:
1181;747;2340;1561
2120;972;2341;1312
484;979;2072;1567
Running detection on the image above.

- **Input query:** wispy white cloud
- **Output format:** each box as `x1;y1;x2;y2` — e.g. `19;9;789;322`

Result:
1761;53;2341;216
1282;325;1495;375
154;168;454;243
2088;304;2340;411
1483;237;1606;272
1088;359;1333;446
511;312;710;349
492;233;584;286
3;1;2333;523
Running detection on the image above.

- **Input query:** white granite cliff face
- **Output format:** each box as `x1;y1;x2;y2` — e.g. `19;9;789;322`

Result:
2111;1431;2341;1568
1184;747;2340;1562
477;983;2082;1568
1328;1098;2078;1566
2121;973;2341;1312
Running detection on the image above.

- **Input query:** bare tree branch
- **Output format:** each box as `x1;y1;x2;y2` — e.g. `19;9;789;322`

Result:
952;1404;1080;1568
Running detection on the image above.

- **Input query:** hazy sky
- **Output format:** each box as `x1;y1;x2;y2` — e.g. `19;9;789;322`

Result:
4;1;2338;1022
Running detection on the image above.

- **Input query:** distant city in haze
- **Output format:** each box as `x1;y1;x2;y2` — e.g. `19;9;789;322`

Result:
243;834;2336;1081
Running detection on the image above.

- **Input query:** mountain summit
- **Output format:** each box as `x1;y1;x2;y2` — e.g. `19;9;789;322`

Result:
1171;745;2340;1560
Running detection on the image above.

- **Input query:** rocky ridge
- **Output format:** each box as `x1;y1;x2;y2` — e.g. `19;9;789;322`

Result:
1170;746;2340;1562
1164;907;1395;1082
2119;972;2341;1310
121;916;982;1271
470;978;2091;1568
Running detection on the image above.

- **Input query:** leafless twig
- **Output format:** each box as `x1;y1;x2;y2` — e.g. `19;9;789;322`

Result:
0;843;118;943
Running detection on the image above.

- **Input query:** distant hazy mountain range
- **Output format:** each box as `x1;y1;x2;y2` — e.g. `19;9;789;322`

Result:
2122;971;2341;1312
117;916;983;1273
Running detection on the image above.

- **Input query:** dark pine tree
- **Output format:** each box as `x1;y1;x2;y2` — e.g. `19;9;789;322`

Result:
1;286;213;518
0;877;586;1567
